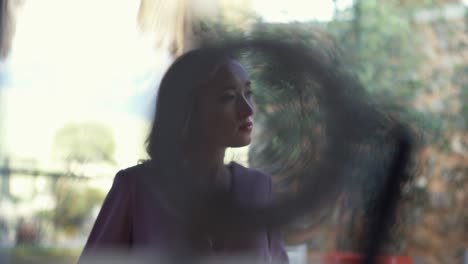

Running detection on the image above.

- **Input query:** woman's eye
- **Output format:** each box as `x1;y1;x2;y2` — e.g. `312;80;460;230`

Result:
220;93;236;101
245;90;254;99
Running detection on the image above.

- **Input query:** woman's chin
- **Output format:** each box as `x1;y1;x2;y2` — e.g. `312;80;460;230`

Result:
229;138;251;148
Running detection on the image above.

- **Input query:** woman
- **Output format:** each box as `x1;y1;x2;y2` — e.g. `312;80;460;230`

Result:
79;48;289;263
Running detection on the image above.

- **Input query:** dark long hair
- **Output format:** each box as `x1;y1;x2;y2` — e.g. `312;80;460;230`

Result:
141;48;237;223
145;48;231;167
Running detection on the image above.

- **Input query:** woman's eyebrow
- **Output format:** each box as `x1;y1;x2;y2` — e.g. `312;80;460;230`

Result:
222;85;237;91
221;80;251;91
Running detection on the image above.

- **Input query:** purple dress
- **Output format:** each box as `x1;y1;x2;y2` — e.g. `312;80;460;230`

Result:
79;162;289;263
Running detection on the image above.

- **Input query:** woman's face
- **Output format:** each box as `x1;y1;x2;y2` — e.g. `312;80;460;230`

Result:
194;60;255;149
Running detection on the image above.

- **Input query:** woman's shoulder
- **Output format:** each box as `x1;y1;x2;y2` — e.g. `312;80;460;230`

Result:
229;162;273;203
230;161;272;183
113;161;158;186
118;162;151;176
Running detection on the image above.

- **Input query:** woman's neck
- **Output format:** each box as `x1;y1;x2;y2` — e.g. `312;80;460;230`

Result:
186;147;231;190
187;147;225;175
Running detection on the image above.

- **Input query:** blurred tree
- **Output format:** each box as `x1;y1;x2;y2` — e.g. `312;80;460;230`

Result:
328;0;426;102
49;122;114;235
51;181;105;234
52;122;116;173
454;65;468;130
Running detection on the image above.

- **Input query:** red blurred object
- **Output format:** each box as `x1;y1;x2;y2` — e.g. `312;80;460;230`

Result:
323;252;413;264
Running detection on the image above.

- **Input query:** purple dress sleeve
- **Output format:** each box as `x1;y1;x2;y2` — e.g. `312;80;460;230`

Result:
79;171;133;260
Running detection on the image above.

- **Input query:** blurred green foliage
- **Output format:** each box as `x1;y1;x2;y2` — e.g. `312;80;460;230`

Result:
328;0;425;101
38;180;106;234
52;122;116;165
10;245;79;264
452;64;468;130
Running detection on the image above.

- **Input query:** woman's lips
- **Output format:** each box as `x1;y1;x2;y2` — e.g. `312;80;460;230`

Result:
239;121;253;132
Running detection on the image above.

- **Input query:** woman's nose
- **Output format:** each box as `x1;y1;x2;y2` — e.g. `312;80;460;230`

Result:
238;96;254;118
